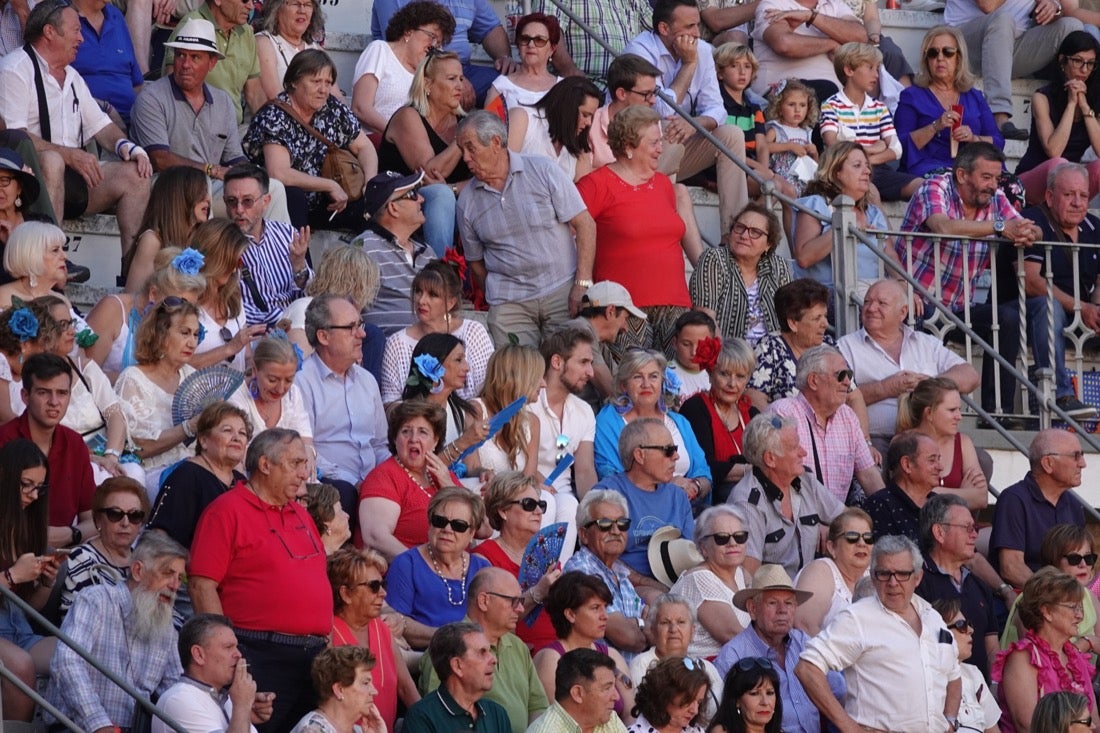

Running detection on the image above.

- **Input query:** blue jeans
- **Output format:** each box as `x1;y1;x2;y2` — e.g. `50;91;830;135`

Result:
418;182;456;258
1026;296;1073;397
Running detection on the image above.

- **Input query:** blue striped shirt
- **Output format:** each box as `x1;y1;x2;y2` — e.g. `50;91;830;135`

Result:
240;220;311;326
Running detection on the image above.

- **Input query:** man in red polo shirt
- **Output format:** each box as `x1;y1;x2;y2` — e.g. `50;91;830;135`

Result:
0;353;95;548
189;427;330;733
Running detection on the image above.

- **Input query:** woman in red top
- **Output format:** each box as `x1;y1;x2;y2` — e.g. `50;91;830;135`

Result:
678;337;758;504
576;105;703;355
328;547;419;732
474;471;562;651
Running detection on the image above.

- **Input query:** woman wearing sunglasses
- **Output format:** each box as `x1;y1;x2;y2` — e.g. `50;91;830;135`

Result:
793;508;872;637
475;471;563;651
994;567;1098;733
485;13;561;113
671;505;752;658
1016;31;1100;204
533;570;636;722
1002;524;1100;652
629;655;711;733
384;486;490;650
708;656;783;733
932;598;1002;733
1032;692;1095;733
115;296;203;497
328;547;420;732
895;26;1005;177
59;476;149;618
899;376;988;510
0;439;60;723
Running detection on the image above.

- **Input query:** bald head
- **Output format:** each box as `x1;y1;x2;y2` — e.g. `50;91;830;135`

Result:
862;279;908;337
469;567;523;638
1028;429;1085;491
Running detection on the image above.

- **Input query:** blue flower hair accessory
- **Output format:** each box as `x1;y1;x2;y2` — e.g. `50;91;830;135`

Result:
171;248;204;276
407;353;446;394
9;308;38;342
267;328;304;371
663;367;683;396
197;323;207;345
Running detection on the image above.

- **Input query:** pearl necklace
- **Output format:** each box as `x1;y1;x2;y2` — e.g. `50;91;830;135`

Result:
396;458;435;498
427;545;469;607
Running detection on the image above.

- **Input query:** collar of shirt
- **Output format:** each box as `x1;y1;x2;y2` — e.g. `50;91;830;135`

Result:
168;75;214;105
434;686;485;723
308;351;360;383
753;465;801;503
180;675;230;708
471;151;527;193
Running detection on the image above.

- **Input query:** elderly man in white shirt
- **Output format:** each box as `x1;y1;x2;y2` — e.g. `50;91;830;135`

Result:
838;279;980;455
0;0;151;262
795;534;962;733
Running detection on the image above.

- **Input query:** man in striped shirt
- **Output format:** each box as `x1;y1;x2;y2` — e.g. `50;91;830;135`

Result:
225;163;312;326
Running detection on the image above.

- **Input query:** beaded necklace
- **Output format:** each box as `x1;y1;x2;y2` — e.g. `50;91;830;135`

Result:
396;458;435;499
427;544;469;606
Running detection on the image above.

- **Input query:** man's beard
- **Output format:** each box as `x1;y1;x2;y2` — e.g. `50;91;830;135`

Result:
561;372;588;396
129;585;176;642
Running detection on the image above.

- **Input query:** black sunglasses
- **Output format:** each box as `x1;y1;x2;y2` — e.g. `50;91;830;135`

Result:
946;618;972;633
352;579;386;593
640;444;678;457
705;531;749;546
507;497;548;513
834;369;854;382
925;46;958;59
735;657;774;672
1072;717;1093;727
430;513;472;533
584;517;632;532
219;326;233;342
393;185;423;203
839;531;874;545
98;507;147;524
1065;552;1099;567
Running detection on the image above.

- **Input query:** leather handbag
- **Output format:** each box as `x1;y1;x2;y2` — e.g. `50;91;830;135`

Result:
271;100;365;201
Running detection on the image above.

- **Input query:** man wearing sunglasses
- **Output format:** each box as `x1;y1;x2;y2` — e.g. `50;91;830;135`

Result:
564;490;655;653
915;493;1002;678
798;534;962;733
356;170;438;336
417;568;549;733
770;344;884;505
715;565;844;733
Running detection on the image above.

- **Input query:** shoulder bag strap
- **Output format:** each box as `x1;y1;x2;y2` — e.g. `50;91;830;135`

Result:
271;99;338;152
24;43;51;142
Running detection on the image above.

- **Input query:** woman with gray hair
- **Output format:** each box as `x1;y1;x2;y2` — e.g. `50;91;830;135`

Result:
671;505;752;657
679;338;758;502
627;594;724;725
593;349;712;504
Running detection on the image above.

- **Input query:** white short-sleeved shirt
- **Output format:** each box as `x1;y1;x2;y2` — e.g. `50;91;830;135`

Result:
529;388;595;495
353;40;415;130
152;680;257;733
0;45;111;147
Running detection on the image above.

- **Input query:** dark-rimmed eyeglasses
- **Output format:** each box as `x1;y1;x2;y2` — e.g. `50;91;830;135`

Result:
1065;552;1099;567
517;34;550;47
54;317;76;331
640;444;678;457
484;591;525;607
629;88;657;102
323;317;368;332
939;522;977;535
1066;55;1097;70
945;618;972;633
584;517;631;532
351;579;386;593
430;513;472;533
732;222;767;240
872;569;915;582
506;497;548;513
1045;451;1086;461
1072;717;1093;727
839;531;873;544
224;196;260;210
0;175;16;188
705;531;749;546
925;46;957;59
19;479;47;497
97;507;147;524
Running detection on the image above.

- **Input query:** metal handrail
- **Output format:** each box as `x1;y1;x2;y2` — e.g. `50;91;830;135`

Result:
831;195;1100;518
0;662;82;732
0;583;189;733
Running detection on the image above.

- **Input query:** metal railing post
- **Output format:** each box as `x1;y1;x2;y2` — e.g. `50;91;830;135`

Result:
831;195;860;336
0;662;82;733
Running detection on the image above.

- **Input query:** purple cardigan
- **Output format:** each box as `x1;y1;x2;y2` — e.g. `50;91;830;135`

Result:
895;85;1004;176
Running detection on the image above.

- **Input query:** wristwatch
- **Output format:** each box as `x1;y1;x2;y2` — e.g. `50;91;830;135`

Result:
946;716;960;731
993;218;1005;236
70;526;82;547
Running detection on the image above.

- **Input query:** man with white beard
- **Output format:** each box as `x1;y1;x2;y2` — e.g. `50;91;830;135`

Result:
46;532;188;732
